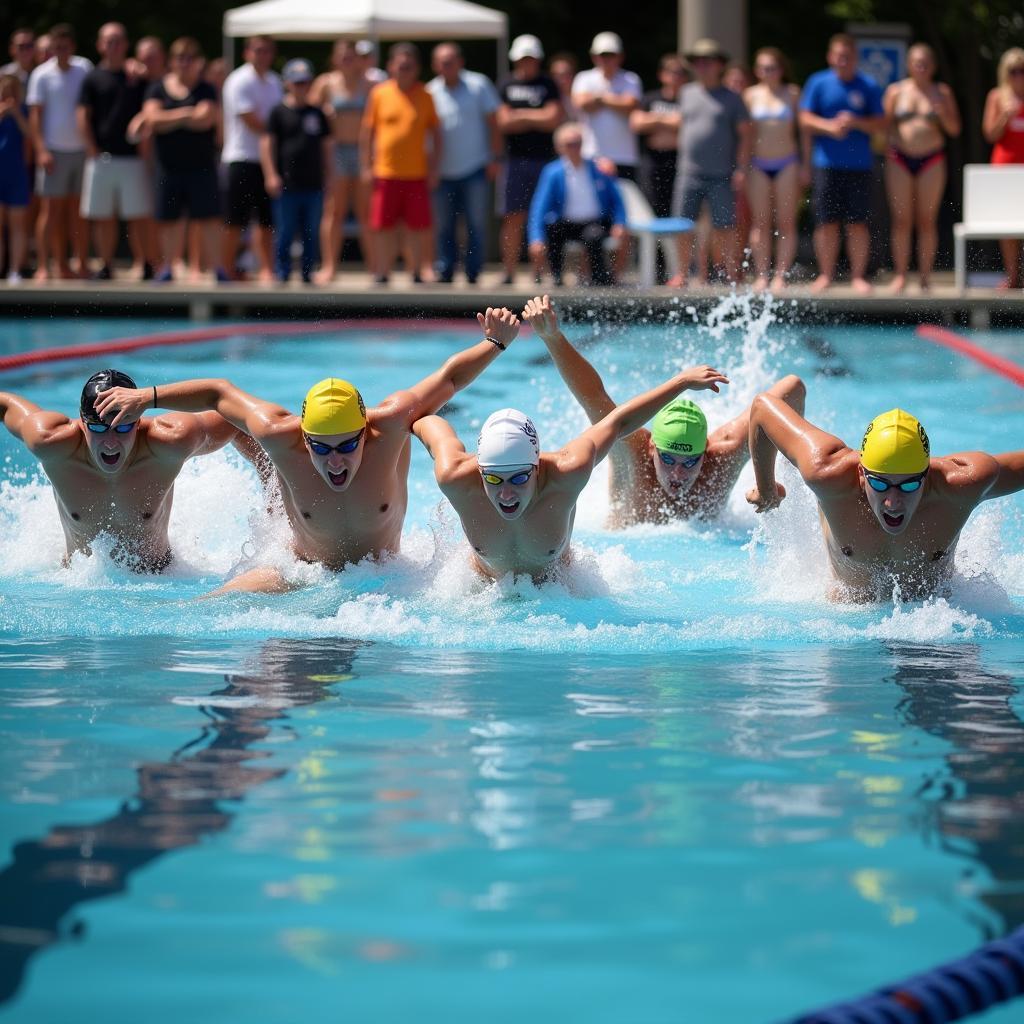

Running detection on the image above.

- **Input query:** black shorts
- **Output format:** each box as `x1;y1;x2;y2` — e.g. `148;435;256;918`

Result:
812;167;871;225
502;156;548;215
155;165;221;221
224;160;273;227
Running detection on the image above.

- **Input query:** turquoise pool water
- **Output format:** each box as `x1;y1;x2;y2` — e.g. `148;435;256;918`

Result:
0;301;1022;1022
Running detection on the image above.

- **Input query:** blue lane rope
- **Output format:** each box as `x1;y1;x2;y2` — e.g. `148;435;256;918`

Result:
784;926;1024;1024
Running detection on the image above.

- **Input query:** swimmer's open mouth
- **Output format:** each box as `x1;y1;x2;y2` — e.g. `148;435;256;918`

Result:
882;511;904;528
328;468;348;486
100;451;121;467
498;500;520;515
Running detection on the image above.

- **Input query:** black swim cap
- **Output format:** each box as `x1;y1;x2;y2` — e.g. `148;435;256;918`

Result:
80;369;136;423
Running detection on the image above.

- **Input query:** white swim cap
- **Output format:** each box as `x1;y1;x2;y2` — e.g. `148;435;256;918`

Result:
477;409;540;468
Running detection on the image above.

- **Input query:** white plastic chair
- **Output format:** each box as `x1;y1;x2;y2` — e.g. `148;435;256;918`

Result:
616;179;694;288
953;165;1024;292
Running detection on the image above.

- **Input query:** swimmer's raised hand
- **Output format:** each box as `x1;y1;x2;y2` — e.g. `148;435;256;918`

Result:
745;483;786;513
93;386;151;427
476;306;520;349
522;294;561;343
679;365;730;393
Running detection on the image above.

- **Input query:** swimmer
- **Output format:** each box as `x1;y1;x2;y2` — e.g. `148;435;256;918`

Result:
523;294;805;525
746;399;1024;601
0;369;241;572
93;308;523;593
412;364;729;581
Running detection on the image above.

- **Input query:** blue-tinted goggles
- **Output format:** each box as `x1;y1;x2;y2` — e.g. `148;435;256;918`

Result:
87;420;136;434
481;468;534;486
658;450;702;469
304;430;363;456
865;471;926;494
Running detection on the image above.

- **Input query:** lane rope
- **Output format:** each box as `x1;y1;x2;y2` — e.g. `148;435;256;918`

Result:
916;325;1024;388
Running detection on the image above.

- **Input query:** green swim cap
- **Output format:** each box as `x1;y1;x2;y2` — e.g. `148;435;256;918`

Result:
650;398;707;455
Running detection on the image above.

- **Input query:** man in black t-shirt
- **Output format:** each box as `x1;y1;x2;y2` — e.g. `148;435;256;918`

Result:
260;59;331;284
496;34;563;284
77;22;150;280
631;54;689;219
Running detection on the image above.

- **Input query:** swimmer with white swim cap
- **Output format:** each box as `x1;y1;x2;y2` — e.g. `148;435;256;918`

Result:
0;370;241;571
747;396;1024;601
92;307;523;594
413;329;729;580
522;294;806;526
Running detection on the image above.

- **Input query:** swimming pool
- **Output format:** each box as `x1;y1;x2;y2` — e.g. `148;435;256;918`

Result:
0;302;1022;1022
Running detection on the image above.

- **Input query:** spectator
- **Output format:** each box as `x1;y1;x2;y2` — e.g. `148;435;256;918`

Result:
220;35;281;282
1;28;36;88
670;38;751;288
497;34;562;285
799;33;885;294
427;42;501;284
311;40;373;283
0;74;30;282
982;47;1024;289
883;43;960;294
204;58;227;96
135;36;220;283
360;42;441;285
26;23;92;280
76;22;151;281
261;59;331;284
549;51;581;122
356;40;387;85
528;121;626;286
631;53;689;219
34;35;53;67
723;62;753;95
744;47;806;290
133;36;165;277
134;37;166;83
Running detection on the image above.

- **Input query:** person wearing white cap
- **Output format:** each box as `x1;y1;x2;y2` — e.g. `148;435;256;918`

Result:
497;34;563;285
412;295;729;581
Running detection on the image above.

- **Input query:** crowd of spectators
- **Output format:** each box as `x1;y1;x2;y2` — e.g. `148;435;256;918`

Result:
1;22;1023;291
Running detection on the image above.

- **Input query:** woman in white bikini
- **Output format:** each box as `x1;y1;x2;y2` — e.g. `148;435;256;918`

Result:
310;40;373;283
883;43;960;293
743;48;807;291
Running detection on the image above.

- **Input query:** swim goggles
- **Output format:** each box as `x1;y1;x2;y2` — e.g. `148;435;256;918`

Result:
304;430;364;456
86;421;136;434
658;451;702;469
864;471;926;493
480;468;534;486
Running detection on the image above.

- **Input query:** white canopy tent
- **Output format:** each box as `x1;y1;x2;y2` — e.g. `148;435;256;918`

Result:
222;0;508;71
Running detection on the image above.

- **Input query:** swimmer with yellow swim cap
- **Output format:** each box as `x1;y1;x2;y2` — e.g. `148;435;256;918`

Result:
92;306;524;593
521;294;806;526
413;296;730;580
747;392;1024;601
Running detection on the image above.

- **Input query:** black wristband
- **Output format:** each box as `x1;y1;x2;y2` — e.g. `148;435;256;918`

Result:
152;385;158;409
485;335;505;351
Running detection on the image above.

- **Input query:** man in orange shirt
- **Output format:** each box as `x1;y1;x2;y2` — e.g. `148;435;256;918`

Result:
360;42;442;284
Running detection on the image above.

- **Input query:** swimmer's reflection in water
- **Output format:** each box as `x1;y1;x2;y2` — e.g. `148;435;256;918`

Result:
0;637;363;1006
890;644;1024;934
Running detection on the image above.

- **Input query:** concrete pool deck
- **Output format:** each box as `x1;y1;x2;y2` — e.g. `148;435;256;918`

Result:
1;269;1022;327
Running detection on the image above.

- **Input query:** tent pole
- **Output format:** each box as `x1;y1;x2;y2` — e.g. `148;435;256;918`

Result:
223;32;235;72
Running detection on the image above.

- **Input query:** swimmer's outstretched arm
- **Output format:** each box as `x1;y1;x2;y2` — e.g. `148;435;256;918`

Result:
147;411;243;465
412;415;475;489
378;308;520;433
746;393;850;512
981;450;1024;501
0;390;78;460
523;295;616;424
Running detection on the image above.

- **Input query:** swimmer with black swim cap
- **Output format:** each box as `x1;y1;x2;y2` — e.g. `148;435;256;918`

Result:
91;305;525;594
747;396;1024;601
0;369;240;571
522;294;806;527
412;307;730;580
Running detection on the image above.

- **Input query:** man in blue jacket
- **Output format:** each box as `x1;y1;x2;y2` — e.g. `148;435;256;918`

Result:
527;122;626;286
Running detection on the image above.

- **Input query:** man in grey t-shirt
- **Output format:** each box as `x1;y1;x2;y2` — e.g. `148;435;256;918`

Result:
670;38;750;287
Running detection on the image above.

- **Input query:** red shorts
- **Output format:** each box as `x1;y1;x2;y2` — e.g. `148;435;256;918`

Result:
370;178;432;230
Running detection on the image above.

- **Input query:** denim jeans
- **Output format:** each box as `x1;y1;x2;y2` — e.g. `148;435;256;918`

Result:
273;190;323;281
432;166;489;280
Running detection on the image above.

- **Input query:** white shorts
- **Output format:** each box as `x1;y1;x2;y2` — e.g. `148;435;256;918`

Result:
80;155;152;220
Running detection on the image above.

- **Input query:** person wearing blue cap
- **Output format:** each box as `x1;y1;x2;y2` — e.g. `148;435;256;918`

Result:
260;58;331;283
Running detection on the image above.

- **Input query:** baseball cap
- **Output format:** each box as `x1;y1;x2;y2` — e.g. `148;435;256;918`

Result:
282;58;314;83
509;34;544;63
590;31;624;56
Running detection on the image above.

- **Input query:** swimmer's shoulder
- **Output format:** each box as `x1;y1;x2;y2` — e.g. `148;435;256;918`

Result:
805;445;861;496
929;452;1000;500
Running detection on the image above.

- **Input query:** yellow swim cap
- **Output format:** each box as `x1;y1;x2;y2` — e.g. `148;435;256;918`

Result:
860;408;930;474
301;378;366;435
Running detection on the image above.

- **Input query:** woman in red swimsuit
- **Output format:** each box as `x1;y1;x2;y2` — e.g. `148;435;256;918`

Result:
983;47;1024;288
882;43;961;293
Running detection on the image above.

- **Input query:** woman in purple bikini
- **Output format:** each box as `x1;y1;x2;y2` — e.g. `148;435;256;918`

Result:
743;48;807;291
883;43;961;294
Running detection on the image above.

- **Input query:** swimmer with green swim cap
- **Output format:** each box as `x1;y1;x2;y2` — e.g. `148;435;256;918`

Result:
522;294;805;527
747;395;1024;602
91;306;524;594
